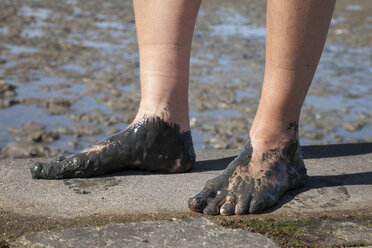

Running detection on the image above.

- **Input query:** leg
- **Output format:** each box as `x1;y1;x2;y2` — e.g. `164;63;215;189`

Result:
30;0;201;179
189;0;335;215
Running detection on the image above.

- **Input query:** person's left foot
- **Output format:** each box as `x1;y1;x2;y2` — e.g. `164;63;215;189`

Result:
30;116;195;179
188;135;307;215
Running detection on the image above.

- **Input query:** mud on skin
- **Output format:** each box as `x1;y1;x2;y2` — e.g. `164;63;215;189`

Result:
30;117;195;179
188;125;308;215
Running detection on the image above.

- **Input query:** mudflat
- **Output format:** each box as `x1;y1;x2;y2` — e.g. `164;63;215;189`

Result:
0;0;371;159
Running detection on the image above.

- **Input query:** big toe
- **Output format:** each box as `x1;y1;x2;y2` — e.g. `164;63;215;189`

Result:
30;162;43;179
188;193;208;213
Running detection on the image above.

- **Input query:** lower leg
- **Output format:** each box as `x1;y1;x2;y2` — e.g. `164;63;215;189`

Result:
30;0;201;179
189;0;335;215
250;0;336;151
133;0;201;131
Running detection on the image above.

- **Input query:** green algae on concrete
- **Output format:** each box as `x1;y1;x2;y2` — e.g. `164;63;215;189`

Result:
0;240;9;248
0;209;199;246
215;215;372;247
5;213;372;247
2;208;372;247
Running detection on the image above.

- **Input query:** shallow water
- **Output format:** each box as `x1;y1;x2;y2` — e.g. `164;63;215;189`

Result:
0;0;371;158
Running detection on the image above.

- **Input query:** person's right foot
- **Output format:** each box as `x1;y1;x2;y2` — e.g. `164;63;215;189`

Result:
30;116;195;179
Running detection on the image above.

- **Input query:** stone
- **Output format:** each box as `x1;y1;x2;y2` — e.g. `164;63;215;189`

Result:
14;218;280;248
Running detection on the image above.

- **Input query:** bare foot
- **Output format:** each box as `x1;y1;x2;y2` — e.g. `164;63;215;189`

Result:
30;116;195;179
188;123;307;215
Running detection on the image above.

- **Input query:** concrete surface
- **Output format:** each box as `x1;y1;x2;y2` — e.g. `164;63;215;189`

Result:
0;143;372;219
14;217;279;248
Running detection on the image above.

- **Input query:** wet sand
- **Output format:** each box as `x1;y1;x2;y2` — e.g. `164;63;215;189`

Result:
0;0;371;159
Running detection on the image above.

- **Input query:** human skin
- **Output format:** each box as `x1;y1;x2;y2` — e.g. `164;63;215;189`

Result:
30;0;336;216
30;0;201;179
189;0;336;215
132;0;201;132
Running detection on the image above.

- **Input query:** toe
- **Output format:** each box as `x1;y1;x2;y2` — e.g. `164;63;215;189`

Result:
203;191;226;215
234;195;251;215
188;192;208;213
220;192;236;216
30;162;43;179
220;202;235;216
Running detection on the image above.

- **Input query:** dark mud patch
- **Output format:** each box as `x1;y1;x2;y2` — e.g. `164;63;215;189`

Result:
63;177;121;195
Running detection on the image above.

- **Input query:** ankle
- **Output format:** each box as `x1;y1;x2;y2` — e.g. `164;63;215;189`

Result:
133;101;190;132
249;119;299;154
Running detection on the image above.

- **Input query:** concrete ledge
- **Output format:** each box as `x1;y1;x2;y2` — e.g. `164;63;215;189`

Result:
0;143;371;219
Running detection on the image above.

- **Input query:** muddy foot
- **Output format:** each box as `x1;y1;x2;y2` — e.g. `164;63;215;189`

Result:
188;140;307;215
30;116;195;179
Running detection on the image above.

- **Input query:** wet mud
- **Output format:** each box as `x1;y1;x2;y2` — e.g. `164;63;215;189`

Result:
30;116;195;179
0;0;371;158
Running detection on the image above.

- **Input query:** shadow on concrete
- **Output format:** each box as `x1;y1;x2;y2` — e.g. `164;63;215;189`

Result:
193;142;372;173
301;142;372;159
193;156;236;172
100;143;371;176
264;171;372;214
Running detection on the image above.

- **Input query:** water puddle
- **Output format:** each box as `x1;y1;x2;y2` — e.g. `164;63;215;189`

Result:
235;89;257;100
207;9;266;39
21;28;45;38
346;5;362;11
331;16;346;25
18;6;52;19
191;109;241;118
4;45;39;54
95;21;125;30
0;105;73;147
60;64;86;74
191;128;211;150
0;27;8;35
117;85;132;92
